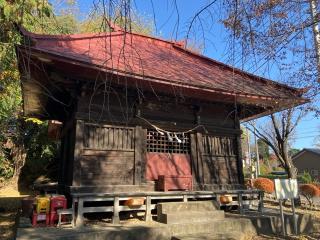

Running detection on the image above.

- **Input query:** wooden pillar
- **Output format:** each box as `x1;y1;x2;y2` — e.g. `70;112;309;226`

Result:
258;191;264;212
73;120;84;186
134;126;143;185
190;133;199;189
196;132;204;188
238;192;244;214
112;196;120;224
144;196;152;222
183;195;188;202
75;198;84;227
236;134;245;185
141;128;147;184
58;130;66;186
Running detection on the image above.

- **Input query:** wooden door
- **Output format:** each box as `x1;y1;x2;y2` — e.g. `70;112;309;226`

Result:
191;133;239;188
145;130;191;181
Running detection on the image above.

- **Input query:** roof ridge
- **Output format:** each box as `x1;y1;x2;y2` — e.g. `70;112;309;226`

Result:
16;24;178;45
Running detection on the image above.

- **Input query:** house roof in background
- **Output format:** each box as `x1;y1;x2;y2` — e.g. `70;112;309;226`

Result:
292;148;320;160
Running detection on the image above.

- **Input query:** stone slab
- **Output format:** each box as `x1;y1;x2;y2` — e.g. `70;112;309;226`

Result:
158;210;225;224
16;224;171;240
157;201;219;215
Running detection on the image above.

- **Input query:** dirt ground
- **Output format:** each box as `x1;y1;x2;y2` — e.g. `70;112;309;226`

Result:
0;185;23;240
0;211;18;240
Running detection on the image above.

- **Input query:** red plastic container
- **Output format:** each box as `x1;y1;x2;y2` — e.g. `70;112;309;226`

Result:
49;195;67;225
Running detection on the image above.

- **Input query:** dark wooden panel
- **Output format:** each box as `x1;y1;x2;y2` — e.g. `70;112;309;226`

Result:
82;149;134;156
78;124;136;186
199;135;240;185
76;93;235;128
81;176;134;185
83;123;135;151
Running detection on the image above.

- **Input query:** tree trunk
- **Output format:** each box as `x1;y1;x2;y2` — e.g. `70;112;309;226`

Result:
309;0;320;82
11;144;26;190
285;158;297;179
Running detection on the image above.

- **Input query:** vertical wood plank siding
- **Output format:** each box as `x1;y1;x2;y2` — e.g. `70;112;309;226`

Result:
191;133;240;189
201;135;239;185
79;123;136;186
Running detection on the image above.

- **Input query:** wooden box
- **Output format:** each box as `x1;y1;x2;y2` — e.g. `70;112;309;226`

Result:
158;175;192;191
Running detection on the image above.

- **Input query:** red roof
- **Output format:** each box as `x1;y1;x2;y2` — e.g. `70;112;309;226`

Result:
16;26;307;120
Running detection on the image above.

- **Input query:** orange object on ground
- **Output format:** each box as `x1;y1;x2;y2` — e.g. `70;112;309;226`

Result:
124;198;145;206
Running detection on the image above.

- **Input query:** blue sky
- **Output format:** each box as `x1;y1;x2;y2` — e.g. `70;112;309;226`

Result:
68;0;319;149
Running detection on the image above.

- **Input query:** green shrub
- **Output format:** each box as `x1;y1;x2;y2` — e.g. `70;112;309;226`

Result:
259;163;270;176
258;174;287;179
298;171;313;184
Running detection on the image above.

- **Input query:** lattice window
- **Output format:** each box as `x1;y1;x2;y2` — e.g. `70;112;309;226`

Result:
147;130;190;154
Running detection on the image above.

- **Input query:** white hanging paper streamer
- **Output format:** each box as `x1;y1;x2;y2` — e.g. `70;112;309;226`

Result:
167;132;173;142
174;133;182;143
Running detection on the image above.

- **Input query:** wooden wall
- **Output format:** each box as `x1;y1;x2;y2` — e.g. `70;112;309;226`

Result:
61;88;244;192
191;133;242;190
75;91;236;130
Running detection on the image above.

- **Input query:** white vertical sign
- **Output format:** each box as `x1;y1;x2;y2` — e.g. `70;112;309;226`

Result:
274;179;298;200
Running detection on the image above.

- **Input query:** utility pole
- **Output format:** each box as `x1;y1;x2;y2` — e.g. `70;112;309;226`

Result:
246;128;253;179
254;124;260;177
309;0;320;82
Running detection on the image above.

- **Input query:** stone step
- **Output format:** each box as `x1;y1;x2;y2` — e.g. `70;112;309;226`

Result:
172;232;247;240
157;201;219;215
168;218;256;236
158;210;225;224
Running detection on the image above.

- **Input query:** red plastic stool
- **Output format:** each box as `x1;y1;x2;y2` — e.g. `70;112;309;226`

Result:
49;195;67;225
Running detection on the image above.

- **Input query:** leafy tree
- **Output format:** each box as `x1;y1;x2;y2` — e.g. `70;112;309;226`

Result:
257;138;269;160
79;3;154;35
0;0;75;188
289;148;300;157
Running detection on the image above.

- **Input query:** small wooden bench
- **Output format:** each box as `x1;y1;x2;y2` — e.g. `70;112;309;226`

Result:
57;208;74;228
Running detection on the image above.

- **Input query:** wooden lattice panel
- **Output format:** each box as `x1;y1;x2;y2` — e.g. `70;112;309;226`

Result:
146;130;190;154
